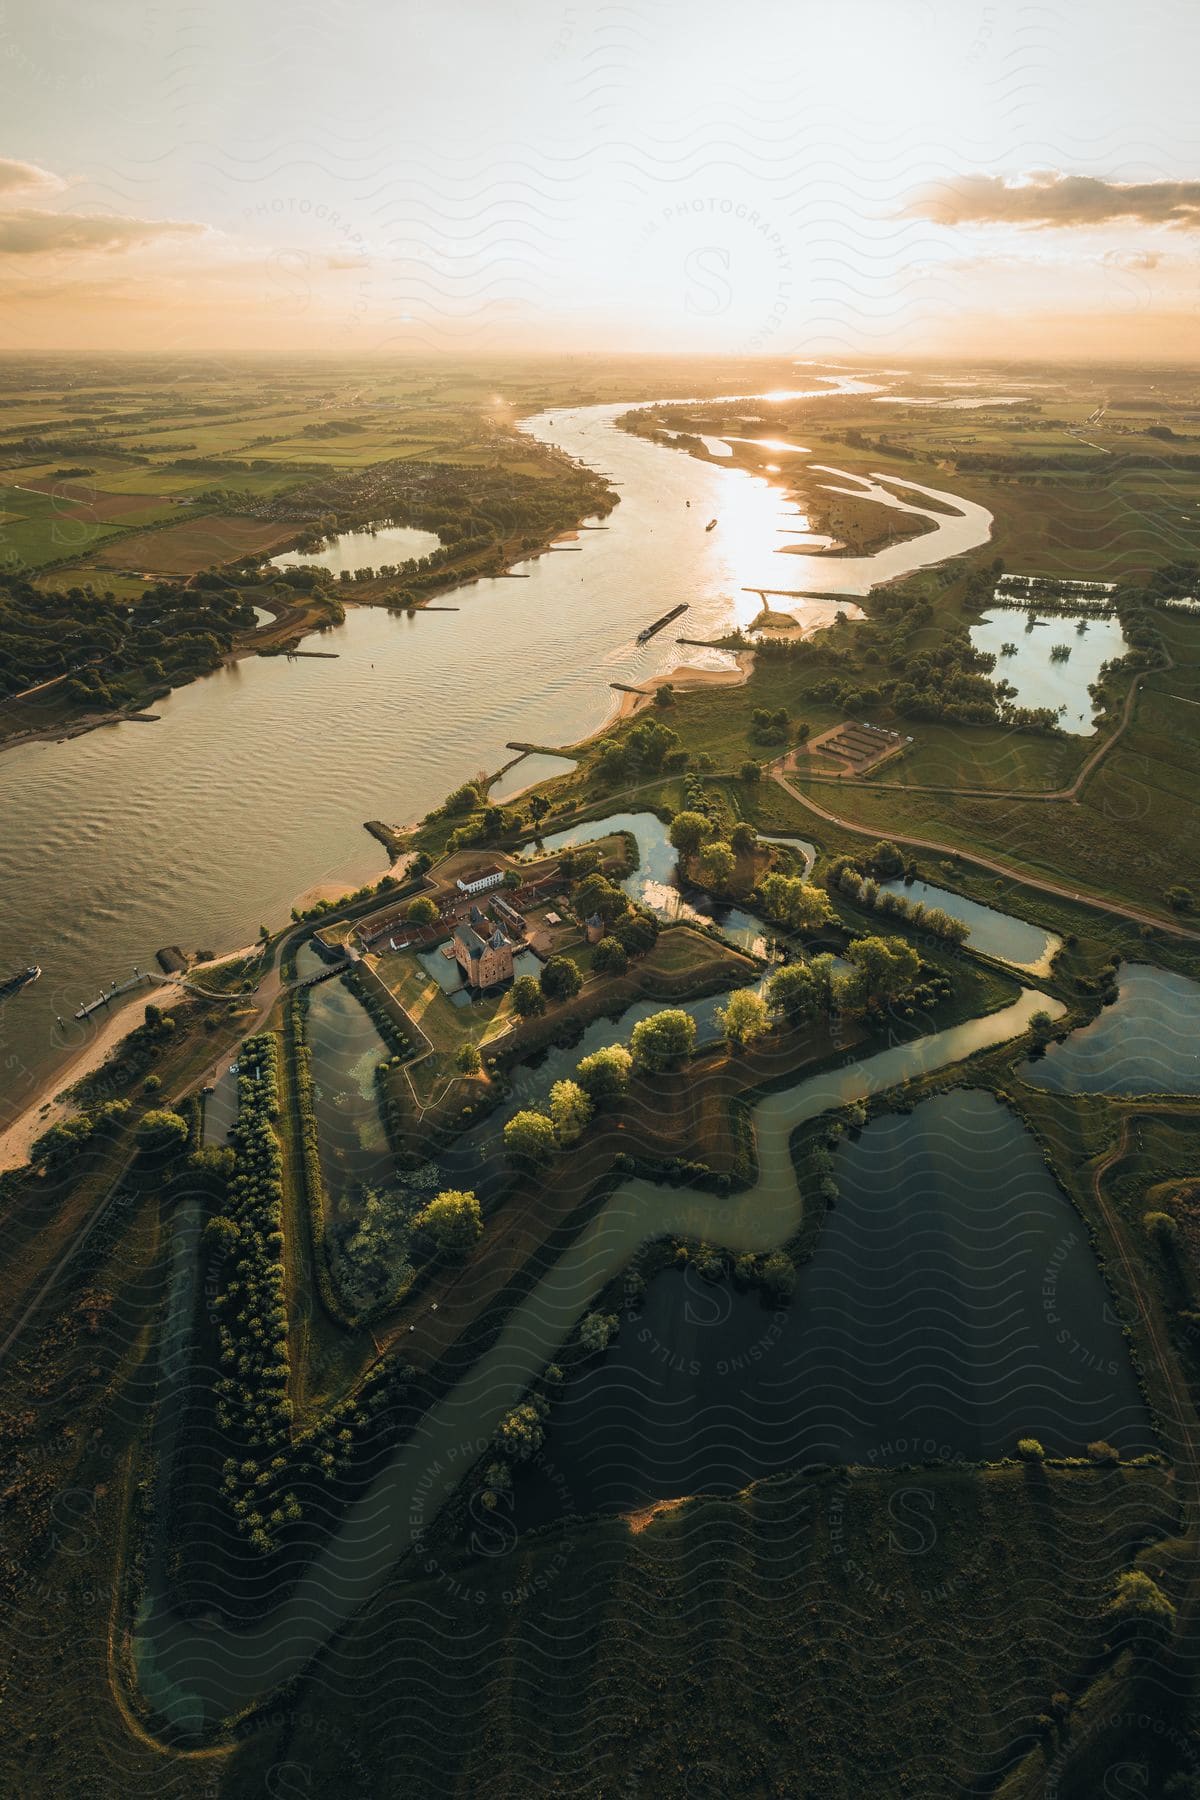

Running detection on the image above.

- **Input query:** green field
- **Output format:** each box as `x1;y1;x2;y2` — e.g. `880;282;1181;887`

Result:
216;1463;1178;1800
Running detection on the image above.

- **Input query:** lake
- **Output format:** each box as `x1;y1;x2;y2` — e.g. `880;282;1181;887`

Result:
270;522;442;576
1021;962;1200;1095
515;1089;1152;1525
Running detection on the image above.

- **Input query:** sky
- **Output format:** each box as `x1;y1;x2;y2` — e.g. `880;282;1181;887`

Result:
1;0;1199;359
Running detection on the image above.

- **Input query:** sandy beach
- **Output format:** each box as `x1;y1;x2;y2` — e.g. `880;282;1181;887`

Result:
0;978;188;1173
607;649;758;726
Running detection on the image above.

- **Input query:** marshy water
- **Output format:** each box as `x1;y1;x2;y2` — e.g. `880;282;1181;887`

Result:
970;607;1128;735
137;987;1063;1731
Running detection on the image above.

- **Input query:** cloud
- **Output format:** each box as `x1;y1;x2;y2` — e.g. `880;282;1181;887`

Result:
904;171;1200;231
0;158;64;199
0;208;205;257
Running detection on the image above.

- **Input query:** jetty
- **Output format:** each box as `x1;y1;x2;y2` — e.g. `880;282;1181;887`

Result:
636;602;689;644
74;970;151;1021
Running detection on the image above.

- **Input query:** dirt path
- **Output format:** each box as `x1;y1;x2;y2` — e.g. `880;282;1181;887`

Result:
769;762;1200;944
805;653;1158;805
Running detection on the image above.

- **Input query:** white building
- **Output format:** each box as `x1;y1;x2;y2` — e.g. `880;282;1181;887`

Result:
456;867;505;896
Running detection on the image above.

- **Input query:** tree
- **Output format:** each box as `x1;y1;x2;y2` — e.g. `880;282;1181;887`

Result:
738;759;762;784
1165;884;1193;912
592;935;628;977
654;682;674;708
510;974;545;1018
444;781;482;816
406;895;438;926
504;1110;557;1165
1016;1437;1045;1461
867;839;905;878
493;1401;545;1461
527;794;551;828
456;1042;482;1075
845;935;921;1010
416;1189;483;1254
697;840;736;889
760;1249;796;1300
137;1109;189;1155
613;909;658;957
502;869;522;891
768;960;822;1025
549;1079;593;1144
1144;1210;1180;1247
758;872;834;931
668;810;712;856
540;955;582;1002
716;988;770;1049
731;821;757;857
579;1311;619;1354
574;871;628;926
1105;1569;1175;1641
32;1112;101;1170
575;1043;633;1103
595;737;626;786
630;1008;697;1072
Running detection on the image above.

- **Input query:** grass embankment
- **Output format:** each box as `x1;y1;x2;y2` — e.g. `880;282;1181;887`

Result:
217;1461;1176;1800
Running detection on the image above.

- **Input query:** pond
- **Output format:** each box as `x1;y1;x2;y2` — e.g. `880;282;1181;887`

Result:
270;522;442;577
877;877;1060;974
514;1089;1152;1526
970;608;1128;735
1021;962;1200;1095
303;974;394;1206
533;809;814;940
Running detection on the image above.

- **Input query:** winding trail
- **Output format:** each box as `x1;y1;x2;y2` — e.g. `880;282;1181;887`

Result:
798;652;1163;805
769;762;1200;945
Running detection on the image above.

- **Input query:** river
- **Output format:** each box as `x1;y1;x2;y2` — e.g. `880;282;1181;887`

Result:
0;380;991;1132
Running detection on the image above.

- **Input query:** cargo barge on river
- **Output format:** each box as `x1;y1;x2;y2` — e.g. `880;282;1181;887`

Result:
636;603;689;643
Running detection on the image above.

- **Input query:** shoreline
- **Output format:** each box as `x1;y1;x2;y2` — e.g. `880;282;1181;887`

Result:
0;979;187;1173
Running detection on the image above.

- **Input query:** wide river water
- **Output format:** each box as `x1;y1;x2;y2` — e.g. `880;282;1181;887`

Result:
0;381;990;1127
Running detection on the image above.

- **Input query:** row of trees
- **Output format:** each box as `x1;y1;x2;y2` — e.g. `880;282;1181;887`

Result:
502;1013;701;1165
831;861;970;946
